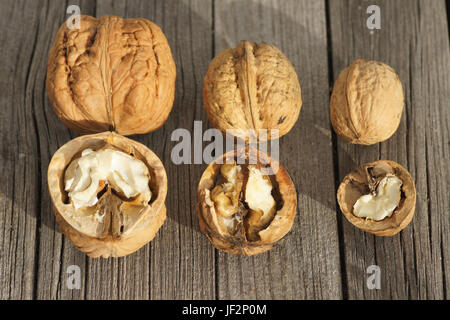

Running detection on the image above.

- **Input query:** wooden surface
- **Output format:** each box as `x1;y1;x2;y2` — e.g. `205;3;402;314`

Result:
0;0;448;300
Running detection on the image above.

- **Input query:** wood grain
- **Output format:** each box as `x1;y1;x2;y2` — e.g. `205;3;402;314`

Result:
0;0;447;300
33;0;96;300
214;0;342;299
90;0;216;300
0;0;51;299
328;0;449;299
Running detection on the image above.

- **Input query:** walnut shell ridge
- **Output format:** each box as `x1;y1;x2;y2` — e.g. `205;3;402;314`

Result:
330;59;404;145
203;41;302;141
47;132;167;257
46;15;176;135
337;160;416;236
197;148;297;255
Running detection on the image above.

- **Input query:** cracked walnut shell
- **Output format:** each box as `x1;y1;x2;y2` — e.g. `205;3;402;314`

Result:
197;148;297;255
330;59;404;145
337;160;416;236
46;15;176;135
47;132;167;257
203;41;302;141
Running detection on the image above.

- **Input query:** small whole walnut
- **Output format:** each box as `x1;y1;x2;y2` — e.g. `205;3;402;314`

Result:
197;148;297;255
337;160;416;236
46;15;176;135
47;132;167;257
330;59;404;145
203;41;302;141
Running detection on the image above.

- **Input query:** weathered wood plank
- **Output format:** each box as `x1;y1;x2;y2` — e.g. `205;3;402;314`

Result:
328;0;449;299
0;0;52;300
84;0;216;299
214;0;342;299
78;0;147;300
31;0;99;300
145;0;215;299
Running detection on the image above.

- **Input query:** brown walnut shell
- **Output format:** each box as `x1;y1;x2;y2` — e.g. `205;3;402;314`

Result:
197;148;297;255
203;41;302;141
46;15;176;135
337;160;416;236
330;59;404;145
47;132;167;257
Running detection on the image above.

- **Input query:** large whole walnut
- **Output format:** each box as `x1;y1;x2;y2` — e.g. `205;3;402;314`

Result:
203;41;302;141
46;15;176;135
330;59;404;145
47;132;167;257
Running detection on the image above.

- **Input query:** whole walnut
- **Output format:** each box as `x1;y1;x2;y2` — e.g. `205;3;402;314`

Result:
46;15;176;135
330;59;404;145
203;41;302;141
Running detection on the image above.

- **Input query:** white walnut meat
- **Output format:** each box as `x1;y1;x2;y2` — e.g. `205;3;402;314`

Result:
337;160;416;236
46;15;176;135
64;148;152;209
353;175;402;221
330;59;404;145
203;41;302;141
47;132;167;257
197;148;297;255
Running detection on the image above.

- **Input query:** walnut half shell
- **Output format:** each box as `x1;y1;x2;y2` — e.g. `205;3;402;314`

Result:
47;132;167;257
46;15;176;135
203;41;302;141
197;148;297;255
337;160;416;236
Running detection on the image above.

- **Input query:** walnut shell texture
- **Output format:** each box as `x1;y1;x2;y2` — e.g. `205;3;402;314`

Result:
330;59;404;145
203;41;302;141
337;160;416;236
46;15;176;135
197;148;297;255
47;132;167;257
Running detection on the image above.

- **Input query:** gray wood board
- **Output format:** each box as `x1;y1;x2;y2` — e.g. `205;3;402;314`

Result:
213;0;342;299
0;0;448;300
328;0;449;299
